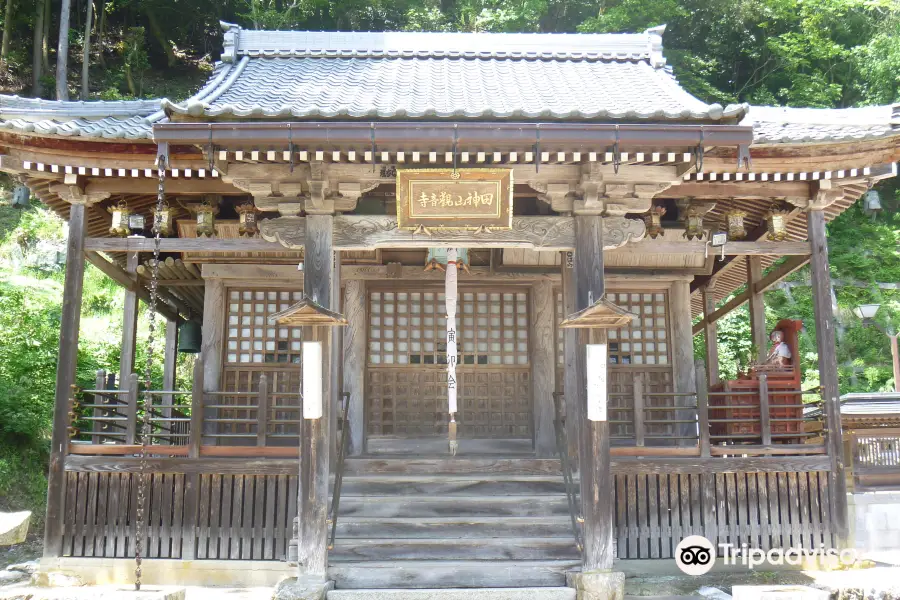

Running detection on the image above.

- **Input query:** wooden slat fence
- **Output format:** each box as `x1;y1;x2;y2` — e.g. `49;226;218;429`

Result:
613;470;834;559
61;471;298;560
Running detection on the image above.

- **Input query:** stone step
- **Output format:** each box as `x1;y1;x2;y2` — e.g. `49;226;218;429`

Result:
338;475;567;497
336;516;573;539
344;458;562;477
327;588;576;600
337;495;570;518
327;560;580;589
330;537;580;561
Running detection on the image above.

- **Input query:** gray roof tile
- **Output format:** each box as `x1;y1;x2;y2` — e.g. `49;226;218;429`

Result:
743;104;900;144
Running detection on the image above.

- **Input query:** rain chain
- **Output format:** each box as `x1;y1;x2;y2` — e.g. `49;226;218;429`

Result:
135;154;167;591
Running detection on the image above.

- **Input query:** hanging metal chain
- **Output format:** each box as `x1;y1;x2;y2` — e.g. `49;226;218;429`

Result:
135;154;166;591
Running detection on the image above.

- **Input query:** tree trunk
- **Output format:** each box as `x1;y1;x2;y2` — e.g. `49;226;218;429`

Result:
96;0;105;67
0;0;14;73
144;7;176;67
32;0;45;96
56;0;72;100
81;0;92;99
41;0;51;73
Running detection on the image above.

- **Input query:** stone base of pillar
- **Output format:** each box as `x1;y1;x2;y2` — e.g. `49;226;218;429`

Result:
274;576;334;600
287;516;299;564
566;570;625;600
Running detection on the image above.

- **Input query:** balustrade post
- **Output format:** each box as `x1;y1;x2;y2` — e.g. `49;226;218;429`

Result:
92;369;106;445
759;373;772;446
257;374;270;447
125;372;139;445
633;372;645;447
695;361;710;457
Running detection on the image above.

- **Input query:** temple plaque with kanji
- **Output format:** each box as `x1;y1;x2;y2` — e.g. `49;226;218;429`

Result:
396;168;513;230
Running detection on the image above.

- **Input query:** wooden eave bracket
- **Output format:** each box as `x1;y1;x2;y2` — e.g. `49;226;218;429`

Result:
559;295;637;329
268;297;348;327
49;173;110;205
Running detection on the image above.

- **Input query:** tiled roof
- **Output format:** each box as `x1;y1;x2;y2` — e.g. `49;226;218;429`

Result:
805;393;900;420
161;22;742;122
743;104;900;144
0;96;160;139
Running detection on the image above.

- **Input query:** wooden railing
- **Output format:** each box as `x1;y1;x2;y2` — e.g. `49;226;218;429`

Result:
851;430;900;491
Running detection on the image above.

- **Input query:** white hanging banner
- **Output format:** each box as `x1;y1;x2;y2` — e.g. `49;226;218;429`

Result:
445;248;459;414
586;343;608;422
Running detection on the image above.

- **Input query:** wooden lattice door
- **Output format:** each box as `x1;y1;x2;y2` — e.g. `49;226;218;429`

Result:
366;286;532;439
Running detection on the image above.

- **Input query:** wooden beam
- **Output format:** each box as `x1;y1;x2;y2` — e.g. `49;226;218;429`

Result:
747;257;767;363
85;237;285;252
84;177;241;196
808;208;849;543
692;255;811;335
664;180;811;201
44;202;87;558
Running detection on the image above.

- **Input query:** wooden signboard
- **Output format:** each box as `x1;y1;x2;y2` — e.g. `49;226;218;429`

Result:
396;168;513;230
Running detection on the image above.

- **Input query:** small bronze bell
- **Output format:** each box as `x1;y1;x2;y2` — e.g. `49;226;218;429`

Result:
177;320;202;354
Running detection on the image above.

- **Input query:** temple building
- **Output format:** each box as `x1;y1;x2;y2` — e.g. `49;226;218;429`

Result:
1;22;899;597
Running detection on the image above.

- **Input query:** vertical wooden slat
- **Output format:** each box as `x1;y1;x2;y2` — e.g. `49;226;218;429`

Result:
62;473;77;556
104;473;119;558
668;474;682;554
116;473;131;557
94;472;109;556
231;475;244;560
748;472;760;550
768;473;782;549
798;471;812;548
287;474;299;561
787;472;801;548
253;476;266;559
777;473;790;549
264;475;277;560
615;475;626;557
701;473;717;548
648;474;660;558
217;474;231;560
626;474;638;559
734;472;747;549
689;474;701;538
72;472;87;556
715;473;727;549
172;473;185;558
275;474;288;560
808;472;823;548
756;472;770;550
636;474;648;558
196;474;210;559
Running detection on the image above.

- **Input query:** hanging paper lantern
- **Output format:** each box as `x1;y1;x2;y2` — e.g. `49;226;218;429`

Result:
682;205;705;241
643;205;666;239
765;210;790;241
236;202;260;237
108;200;132;237
152;201;174;237
196;199;216;238
724;209;748;240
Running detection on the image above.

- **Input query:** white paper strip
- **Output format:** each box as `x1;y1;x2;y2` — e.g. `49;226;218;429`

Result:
302;341;323;419
446;248;458;414
586;343;608;422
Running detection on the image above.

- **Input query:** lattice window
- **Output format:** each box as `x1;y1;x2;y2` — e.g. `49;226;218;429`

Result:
607;292;670;366
226;289;305;365
555;290;670;366
368;289;529;367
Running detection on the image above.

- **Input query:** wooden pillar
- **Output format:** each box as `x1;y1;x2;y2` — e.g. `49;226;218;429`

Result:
330;252;341;465
702;285;719;386
299;214;333;580
561;251;580;464
118;251;139;390
571;215;614;571
531;280;556;457
808;208;849;543
343;279;366;456
747;257;767;363
200;278;225;394
44;202;87;558
670;279;697;441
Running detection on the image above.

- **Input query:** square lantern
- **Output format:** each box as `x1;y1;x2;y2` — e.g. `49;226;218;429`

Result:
108;200;131;237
